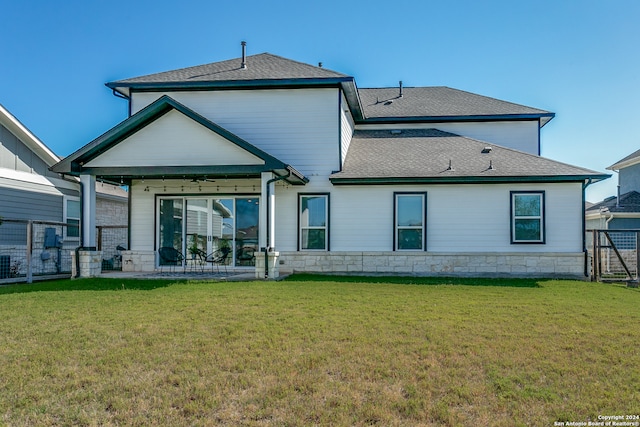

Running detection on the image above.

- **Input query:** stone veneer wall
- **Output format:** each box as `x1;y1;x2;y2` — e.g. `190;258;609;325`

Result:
121;250;157;272
277;251;587;278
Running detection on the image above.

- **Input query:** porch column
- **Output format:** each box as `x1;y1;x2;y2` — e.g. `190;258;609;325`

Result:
80;174;97;248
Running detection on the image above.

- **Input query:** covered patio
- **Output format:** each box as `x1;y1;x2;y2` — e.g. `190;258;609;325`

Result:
52;96;307;279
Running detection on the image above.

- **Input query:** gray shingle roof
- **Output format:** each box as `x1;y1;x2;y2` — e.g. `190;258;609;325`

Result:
108;54;554;125
608;148;640;170
330;129;608;183
586;191;640;214
109;53;349;86
359;87;553;123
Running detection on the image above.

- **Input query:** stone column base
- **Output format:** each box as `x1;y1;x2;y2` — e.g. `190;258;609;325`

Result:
255;251;280;279
71;250;103;278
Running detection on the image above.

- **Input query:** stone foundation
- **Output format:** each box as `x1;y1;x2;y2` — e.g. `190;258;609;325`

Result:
277;251;586;278
121;250;157;272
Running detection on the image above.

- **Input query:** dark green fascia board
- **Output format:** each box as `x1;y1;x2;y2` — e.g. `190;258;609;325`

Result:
51;96;178;174
105;76;355;92
356;112;556;127
72;165;308;185
107;77;364;121
330;174;611;185
52;95;307;182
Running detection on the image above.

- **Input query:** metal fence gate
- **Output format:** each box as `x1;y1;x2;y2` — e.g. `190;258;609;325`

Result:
587;229;640;286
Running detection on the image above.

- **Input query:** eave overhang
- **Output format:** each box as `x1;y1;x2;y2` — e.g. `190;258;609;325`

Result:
106;77;365;121
356;112;555;127
607;157;640;172
330;174;611;186
51;95;308;186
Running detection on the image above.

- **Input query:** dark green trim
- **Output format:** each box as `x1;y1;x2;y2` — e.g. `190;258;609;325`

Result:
109;78;364;121
107;77;354;91
356;113;555;126
52;95;308;186
330;174;611;185
82;166;307;186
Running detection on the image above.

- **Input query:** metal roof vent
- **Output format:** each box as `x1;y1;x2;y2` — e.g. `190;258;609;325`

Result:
482;146;492;153
390;130;402;135
399;80;403;98
240;41;247;69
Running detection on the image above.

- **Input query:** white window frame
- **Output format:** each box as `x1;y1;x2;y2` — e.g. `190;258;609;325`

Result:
511;191;545;244
63;195;81;241
298;194;329;251
394;193;426;251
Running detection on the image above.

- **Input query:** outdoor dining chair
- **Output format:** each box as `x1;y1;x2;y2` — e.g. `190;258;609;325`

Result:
158;247;185;273
204;246;231;273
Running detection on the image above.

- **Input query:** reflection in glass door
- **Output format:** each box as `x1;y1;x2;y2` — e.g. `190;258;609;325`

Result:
158;196;259;268
235;198;259;267
186;199;208;259
211;199;234;266
159;198;183;254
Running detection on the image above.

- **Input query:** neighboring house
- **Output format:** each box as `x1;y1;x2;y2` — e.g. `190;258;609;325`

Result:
52;47;609;278
586;150;640;230
0;103;128;276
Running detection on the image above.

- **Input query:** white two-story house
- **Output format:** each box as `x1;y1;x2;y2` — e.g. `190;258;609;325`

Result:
53;47;609;278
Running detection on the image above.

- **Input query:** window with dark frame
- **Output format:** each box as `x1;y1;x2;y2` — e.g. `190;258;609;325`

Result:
65;197;80;239
299;194;328;250
394;193;426;251
511;191;545;243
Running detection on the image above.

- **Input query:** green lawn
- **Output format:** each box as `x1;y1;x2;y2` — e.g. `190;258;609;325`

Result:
0;275;638;426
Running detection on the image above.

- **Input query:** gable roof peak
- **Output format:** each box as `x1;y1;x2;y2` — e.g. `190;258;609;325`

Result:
107;52;351;90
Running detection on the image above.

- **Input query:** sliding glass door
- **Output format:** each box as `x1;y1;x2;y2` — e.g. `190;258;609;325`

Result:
158;196;259;268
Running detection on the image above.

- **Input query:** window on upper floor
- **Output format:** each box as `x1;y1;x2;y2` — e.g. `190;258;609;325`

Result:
511;191;545;244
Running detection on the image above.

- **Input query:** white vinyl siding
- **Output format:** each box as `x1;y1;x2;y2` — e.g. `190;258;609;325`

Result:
276;183;582;253
340;92;355;167
131;89;341;178
357;121;540;155
84;110;264;168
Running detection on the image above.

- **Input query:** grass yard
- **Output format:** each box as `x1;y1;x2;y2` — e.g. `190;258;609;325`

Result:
0;275;638;426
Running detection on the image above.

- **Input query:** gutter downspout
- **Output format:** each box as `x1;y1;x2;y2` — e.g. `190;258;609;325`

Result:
264;171;291;279
583;179;593;278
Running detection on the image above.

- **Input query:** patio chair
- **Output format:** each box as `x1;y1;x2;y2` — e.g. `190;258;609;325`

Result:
204;246;231;273
190;248;208;272
158;247;185;273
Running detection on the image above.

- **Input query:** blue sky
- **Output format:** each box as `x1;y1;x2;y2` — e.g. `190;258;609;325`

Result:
1;0;638;202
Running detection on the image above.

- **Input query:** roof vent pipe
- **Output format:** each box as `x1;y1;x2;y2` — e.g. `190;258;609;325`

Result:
241;41;247;69
399;80;403;98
